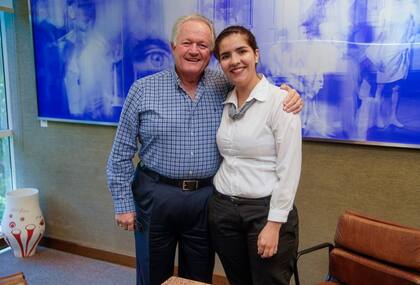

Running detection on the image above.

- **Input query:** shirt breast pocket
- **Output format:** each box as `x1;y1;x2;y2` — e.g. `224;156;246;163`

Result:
139;109;162;139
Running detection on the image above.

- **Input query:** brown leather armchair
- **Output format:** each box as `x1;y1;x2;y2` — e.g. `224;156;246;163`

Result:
294;210;420;285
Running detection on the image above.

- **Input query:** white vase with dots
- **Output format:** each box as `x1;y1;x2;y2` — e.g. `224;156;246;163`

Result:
1;188;45;257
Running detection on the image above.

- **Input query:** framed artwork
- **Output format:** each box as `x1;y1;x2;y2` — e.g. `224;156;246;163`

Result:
30;0;420;148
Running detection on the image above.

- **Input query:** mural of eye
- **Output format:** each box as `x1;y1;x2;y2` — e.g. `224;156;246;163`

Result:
40;219;45;226
9;214;13;218
132;40;172;80
9;221;16;228
145;49;171;69
20;217;25;222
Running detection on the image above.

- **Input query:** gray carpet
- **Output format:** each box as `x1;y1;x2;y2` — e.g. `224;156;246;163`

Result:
0;246;136;285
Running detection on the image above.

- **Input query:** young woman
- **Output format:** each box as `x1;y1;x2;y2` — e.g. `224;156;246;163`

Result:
208;26;302;285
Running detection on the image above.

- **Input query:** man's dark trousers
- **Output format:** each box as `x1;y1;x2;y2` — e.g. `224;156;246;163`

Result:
132;166;215;285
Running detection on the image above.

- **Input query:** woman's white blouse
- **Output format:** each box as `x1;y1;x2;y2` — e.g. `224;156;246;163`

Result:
213;76;302;223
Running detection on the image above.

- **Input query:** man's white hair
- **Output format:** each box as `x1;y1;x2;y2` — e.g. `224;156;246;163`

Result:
171;13;216;50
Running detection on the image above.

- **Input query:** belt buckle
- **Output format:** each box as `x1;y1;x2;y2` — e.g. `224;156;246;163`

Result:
182;180;199;191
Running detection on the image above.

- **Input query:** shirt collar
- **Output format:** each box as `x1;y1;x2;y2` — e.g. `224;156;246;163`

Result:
223;75;269;106
170;66;209;88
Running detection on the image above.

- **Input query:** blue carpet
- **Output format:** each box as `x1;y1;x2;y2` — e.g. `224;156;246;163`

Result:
0;246;136;285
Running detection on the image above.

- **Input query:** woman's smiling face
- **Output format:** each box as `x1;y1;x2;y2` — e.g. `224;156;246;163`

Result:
217;33;259;88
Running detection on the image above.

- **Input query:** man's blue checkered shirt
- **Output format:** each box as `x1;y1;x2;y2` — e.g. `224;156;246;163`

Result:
107;67;231;214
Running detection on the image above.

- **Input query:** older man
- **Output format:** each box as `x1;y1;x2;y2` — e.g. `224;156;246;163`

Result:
107;14;303;285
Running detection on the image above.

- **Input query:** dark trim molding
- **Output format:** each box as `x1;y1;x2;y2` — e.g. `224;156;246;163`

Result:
40;237;229;285
40;237;136;267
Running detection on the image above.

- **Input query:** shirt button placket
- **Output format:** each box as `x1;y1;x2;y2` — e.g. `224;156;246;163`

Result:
228;122;235;195
189;106;195;177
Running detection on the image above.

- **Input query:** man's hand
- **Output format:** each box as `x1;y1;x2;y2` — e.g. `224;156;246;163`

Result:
115;212;136;231
280;84;304;114
257;221;282;258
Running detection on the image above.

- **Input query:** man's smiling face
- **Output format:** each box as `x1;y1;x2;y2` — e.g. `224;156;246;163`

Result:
171;20;212;79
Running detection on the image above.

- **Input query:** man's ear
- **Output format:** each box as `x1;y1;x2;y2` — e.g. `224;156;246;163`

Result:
171;42;176;51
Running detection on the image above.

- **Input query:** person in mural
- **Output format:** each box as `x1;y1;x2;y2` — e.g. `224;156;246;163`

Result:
122;0;174;93
32;0;67;117
364;0;417;128
208;25;301;285
107;14;303;285
269;29;324;134
62;0;122;120
268;0;353;137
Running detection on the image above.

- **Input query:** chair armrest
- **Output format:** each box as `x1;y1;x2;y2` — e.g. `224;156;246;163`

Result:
297;242;333;260
293;242;334;285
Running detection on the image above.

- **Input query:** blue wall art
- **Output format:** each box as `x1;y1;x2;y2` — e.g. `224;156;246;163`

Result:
30;0;420;148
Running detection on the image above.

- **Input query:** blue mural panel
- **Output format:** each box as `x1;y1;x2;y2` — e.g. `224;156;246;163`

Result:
30;0;420;147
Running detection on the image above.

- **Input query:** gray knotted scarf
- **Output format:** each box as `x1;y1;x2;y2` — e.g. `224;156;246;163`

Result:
228;98;257;120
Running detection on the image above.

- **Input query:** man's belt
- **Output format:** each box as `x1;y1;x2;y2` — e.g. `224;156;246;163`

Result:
142;167;213;191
